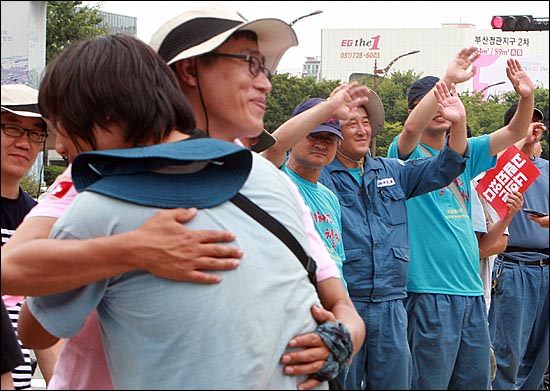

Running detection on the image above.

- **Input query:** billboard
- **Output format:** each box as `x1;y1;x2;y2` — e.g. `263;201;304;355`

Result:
321;27;549;98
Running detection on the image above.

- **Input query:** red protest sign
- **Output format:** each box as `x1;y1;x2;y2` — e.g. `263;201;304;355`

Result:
475;145;540;219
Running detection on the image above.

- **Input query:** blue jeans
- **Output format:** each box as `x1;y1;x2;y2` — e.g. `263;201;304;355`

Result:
489;257;549;390
341;299;411;390
405;293;491;390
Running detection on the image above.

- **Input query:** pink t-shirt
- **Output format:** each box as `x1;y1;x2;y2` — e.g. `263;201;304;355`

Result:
48;312;113;390
25;166;77;221
26;166;113;390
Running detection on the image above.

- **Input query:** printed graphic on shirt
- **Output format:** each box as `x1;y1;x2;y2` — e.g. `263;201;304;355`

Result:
40;180;72;201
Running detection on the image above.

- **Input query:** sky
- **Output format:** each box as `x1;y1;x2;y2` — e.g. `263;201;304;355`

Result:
89;1;549;71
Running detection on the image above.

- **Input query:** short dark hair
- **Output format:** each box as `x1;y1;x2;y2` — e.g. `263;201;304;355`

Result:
39;34;195;151
503;102;544;126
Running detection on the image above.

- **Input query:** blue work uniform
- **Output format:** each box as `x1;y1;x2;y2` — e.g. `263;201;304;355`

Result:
489;155;549;390
318;141;469;390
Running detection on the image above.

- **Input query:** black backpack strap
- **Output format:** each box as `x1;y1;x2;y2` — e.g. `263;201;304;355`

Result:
230;193;318;288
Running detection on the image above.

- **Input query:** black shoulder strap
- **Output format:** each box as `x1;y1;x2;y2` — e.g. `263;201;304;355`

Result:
230;193;318;288
418;144;468;213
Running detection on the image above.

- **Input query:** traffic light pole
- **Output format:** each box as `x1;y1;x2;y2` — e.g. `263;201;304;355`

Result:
491;15;549;31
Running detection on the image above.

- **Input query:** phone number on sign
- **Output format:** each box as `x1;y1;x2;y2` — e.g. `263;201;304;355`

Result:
340;52;381;59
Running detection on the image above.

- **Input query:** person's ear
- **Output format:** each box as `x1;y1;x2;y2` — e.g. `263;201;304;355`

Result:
174;59;198;87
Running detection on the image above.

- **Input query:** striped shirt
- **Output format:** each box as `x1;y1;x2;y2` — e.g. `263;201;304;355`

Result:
1;188;38;389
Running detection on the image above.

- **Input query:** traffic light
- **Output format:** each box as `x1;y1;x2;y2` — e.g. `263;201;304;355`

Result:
491;15;549;31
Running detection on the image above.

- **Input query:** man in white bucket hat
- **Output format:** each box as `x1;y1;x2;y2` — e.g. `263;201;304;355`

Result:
149;3;365;388
149;2;295;153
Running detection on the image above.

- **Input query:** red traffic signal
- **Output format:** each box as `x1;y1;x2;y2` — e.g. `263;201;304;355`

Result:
491;15;546;31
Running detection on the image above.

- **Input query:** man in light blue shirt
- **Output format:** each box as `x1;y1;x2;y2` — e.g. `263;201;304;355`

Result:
264;92;373;290
387;56;535;389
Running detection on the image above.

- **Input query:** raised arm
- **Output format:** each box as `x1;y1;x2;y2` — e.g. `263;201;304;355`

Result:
511;119;546;155
433;81;467;156
262;82;369;168
488;58;535;156
1;208;243;296
398;46;479;158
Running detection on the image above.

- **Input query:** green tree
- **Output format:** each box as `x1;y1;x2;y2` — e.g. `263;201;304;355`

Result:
46;1;106;63
267;73;548;160
43;165;67;187
20;176;41;199
265;73;340;131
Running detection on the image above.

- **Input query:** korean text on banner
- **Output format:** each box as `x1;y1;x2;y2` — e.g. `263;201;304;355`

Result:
475;145;540;219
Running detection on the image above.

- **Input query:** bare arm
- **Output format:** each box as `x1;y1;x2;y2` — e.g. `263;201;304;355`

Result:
1;208;243;296
18;301;59;350
280;278;365;390
488;58;535;156
34;340;64;386
528;215;549;228
433;81;467;156
262;82;369;168
512;122;547;156
399;46;479;158
478;192;523;259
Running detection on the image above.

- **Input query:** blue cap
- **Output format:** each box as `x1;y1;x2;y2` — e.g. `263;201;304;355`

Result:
407;76;439;109
71;138;252;209
292;98;343;139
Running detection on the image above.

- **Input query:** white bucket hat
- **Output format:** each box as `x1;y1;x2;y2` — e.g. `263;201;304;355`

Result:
149;3;298;72
150;3;297;153
1;84;42;118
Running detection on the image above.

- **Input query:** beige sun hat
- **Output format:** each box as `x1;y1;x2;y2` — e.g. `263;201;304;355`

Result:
361;89;385;137
150;3;296;153
149;3;298;72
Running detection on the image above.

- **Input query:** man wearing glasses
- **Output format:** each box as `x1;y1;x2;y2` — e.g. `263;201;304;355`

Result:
263;91;373;292
150;4;365;388
1;83;48;389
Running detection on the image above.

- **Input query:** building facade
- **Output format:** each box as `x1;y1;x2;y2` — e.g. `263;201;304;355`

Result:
302;56;321;80
320;25;549;97
97;10;137;36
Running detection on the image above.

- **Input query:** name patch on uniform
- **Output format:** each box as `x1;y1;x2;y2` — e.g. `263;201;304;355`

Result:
377;177;395;187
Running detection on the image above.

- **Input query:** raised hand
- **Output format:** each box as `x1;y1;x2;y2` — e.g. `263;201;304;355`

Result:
443;46;480;85
506;58;535;98
128;208;243;283
328;82;370;122
433;81;466;125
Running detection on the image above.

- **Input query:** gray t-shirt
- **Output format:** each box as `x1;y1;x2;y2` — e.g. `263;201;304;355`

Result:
28;154;326;390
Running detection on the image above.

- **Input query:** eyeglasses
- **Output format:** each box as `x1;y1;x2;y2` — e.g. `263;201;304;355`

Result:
209;53;272;81
1;124;47;143
307;133;339;145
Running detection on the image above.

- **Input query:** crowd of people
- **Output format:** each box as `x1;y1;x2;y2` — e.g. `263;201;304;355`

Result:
1;2;548;390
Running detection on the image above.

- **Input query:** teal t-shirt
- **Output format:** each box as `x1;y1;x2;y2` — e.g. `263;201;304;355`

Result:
282;165;348;290
387;135;496;295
